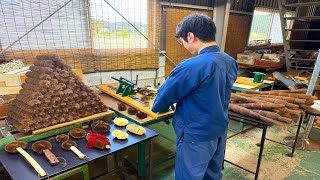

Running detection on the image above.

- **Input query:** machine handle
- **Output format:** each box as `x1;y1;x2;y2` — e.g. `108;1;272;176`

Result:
120;76;137;85
16;147;47;177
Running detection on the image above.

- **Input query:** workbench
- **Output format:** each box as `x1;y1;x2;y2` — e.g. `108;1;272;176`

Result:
226;111;272;180
0;122;158;180
226;111;308;180
97;83;174;177
232;77;274;92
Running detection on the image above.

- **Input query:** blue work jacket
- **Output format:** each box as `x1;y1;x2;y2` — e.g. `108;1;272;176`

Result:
152;46;238;143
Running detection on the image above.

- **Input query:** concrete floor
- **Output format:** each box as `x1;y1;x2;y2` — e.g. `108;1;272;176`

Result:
144;121;320;180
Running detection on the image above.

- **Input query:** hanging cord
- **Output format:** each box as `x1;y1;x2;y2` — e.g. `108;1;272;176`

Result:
56;157;68;168
102;0;177;67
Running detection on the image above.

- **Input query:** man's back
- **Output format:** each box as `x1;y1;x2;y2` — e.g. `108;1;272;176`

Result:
152;46;238;143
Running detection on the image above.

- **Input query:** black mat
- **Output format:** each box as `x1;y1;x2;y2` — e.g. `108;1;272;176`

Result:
0;122;158;180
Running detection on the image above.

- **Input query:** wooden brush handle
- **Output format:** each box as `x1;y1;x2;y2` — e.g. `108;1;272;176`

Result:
70;146;85;159
16;147;47;177
43;149;59;166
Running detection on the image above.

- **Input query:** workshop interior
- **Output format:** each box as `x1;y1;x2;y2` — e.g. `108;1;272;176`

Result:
0;0;320;179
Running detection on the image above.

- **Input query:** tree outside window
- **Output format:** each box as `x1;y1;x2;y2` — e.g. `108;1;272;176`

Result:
90;0;148;49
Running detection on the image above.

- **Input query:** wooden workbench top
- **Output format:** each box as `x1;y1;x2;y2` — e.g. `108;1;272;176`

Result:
97;83;173;119
99;93;155;124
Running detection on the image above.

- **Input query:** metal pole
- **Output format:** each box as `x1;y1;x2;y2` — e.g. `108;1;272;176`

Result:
278;0;291;71
255;125;267;180
304;115;316;138
287;113;305;157
148;139;153;180
304;50;320;138
306;50;320;95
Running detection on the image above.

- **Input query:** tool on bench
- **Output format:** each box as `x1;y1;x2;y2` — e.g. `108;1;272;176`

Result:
5;141;47;177
111;77;137;97
32;140;59;166
61;140;86;159
110;76;146;104
55;132;86;160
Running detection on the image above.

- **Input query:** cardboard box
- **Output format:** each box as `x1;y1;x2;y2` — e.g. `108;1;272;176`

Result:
0;74;22;96
262;53;281;62
236;53;262;65
237;54;254;65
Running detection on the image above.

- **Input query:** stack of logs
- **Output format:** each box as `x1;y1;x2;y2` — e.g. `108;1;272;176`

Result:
229;89;319;126
6;54;108;133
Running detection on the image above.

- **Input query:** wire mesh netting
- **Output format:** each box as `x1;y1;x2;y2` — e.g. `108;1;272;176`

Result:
0;0;160;73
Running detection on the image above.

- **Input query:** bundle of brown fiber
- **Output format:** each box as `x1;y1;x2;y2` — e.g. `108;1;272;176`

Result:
229;89;319;126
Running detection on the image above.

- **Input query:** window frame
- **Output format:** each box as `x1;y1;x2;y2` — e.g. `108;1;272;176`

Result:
88;0;156;56
247;7;295;47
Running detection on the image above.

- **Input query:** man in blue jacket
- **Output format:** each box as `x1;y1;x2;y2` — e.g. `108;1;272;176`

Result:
152;14;238;180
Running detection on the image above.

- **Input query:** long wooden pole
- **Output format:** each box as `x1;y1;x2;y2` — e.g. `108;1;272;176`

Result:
32;111;114;135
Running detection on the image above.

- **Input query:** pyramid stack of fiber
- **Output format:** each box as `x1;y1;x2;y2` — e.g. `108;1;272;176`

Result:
229;89;320;126
6;54;108;133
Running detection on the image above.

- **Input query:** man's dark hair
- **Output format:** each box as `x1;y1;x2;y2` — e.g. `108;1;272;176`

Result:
176;14;216;42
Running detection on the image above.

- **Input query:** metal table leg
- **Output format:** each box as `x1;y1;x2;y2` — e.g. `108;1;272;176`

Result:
148;139;153;180
255;125;267;180
52;164;89;180
287;113;305;157
82;164;89;180
137;141;146;177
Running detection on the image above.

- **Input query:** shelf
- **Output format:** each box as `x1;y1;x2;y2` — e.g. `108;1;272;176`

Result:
289;58;316;62
238;64;283;71
289;49;320;52
290;66;314;70
284;16;320;20
285;29;320;31
288;40;320;42
285;2;320;7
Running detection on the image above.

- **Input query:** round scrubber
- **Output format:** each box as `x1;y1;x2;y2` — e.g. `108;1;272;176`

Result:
117;103;127;111
55;134;70;143
32;140;52;154
128;107;138;115
91;120;111;133
136;111;147;119
5;141;27;153
69;128;86;139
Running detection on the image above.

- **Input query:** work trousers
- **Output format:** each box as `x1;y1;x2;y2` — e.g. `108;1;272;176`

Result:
175;133;226;180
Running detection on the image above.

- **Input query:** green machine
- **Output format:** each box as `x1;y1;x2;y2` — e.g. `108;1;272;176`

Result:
110;76;147;104
111;76;137;97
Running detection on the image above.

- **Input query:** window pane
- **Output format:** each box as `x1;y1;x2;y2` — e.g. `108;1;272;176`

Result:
248;10;273;45
90;0;148;49
0;0;90;51
270;13;283;44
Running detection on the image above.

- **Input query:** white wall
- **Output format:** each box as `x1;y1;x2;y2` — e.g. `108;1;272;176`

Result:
84;55;166;88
